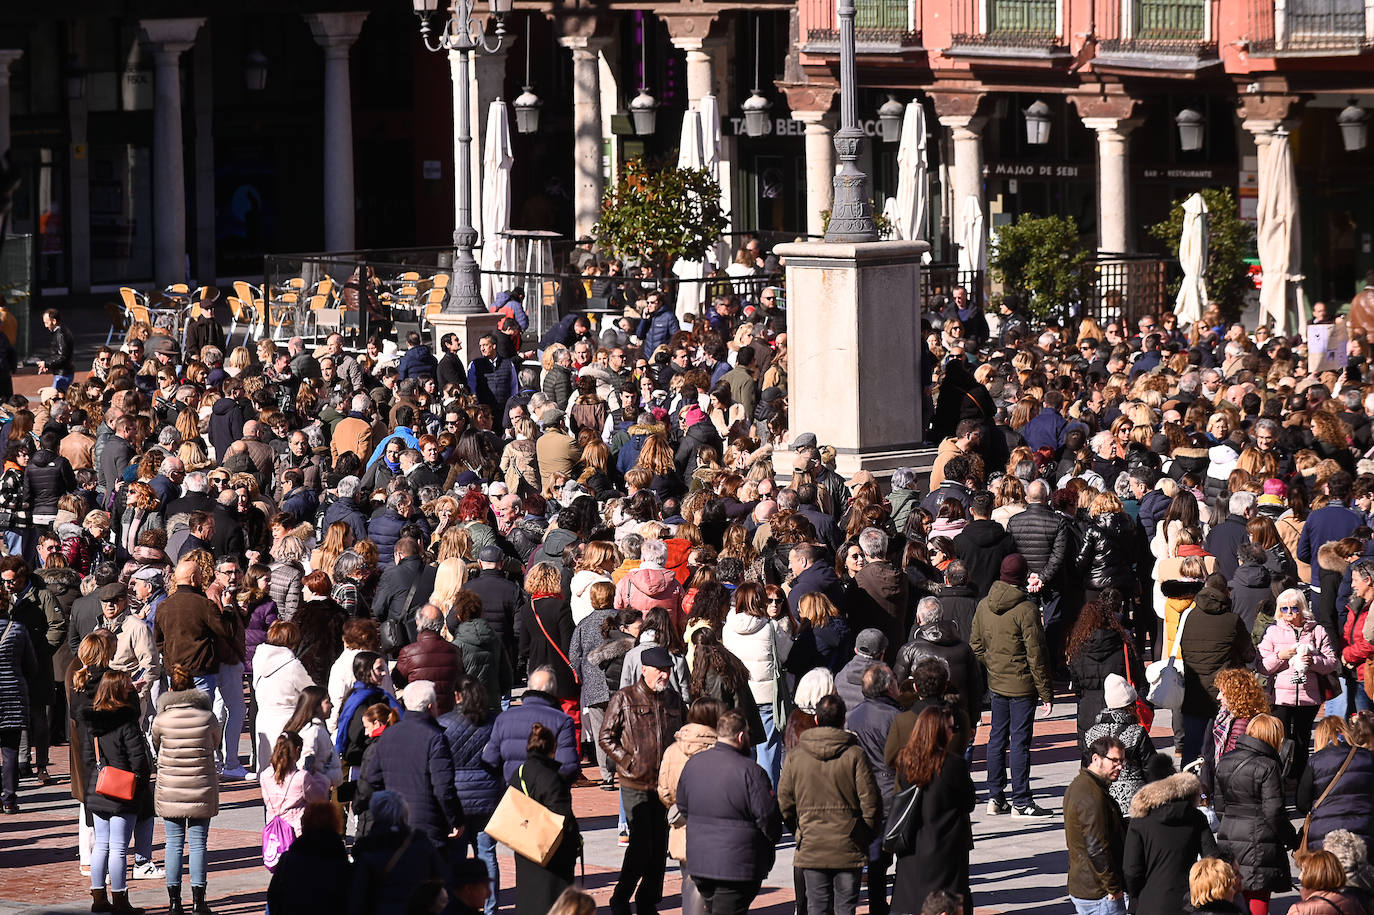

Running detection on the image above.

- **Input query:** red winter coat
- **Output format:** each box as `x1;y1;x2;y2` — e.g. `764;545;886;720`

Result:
1343;605;1374;681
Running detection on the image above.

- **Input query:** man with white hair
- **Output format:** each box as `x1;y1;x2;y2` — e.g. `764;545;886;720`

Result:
614;538;683;614
397;604;465;713
362;679;464;846
331;393;375;464
1204;491;1258;580
148;455;185;508
321;474;368;543
854;528;907;658
893;596;984;740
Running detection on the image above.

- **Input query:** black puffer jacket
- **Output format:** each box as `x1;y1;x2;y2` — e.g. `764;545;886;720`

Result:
23;449;75;517
893;619;984;729
1007;503;1070;585
1123;773;1218;915
952;519;1014;601
1178;587;1255;719
1074;511;1136;589
1214;734;1294;893
933;583;979;641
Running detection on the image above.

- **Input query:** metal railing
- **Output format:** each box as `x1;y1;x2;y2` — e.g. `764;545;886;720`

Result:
1095;0;1216;54
921;266;987;314
949;0;1064;49
803;0;922;48
1246;0;1371;54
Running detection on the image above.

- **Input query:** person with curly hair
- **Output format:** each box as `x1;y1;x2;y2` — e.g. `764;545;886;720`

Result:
1199;668;1269;796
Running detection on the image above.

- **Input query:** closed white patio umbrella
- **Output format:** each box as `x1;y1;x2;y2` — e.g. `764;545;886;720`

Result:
674;109;708;320
892;101;928;244
957;195;985;275
479;99;517;306
1174;192;1208;327
1257;130;1303;336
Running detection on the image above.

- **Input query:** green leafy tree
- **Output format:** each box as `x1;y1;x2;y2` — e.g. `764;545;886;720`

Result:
989;214;1090;319
595;158;727;268
1148;187;1254;320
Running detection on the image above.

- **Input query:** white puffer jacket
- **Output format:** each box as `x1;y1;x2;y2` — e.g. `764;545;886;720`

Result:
722;610;793;705
569;570;613;625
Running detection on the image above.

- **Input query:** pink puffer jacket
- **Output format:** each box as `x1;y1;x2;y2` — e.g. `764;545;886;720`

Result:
1256;618;1337;707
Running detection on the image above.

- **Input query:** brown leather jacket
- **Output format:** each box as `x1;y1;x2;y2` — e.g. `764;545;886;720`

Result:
597;679;685;791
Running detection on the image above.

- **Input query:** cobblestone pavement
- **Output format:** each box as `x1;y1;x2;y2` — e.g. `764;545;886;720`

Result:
0;697;1308;914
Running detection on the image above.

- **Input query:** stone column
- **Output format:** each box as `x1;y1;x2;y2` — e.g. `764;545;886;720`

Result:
795;111;836;238
938;114;986;217
559;36;608;239
0;50;22;159
672;37;715;107
307;13;368;253
1082;117;1140;254
140;18;205;287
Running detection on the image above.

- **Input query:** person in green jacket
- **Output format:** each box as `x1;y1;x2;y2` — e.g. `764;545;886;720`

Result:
969;553;1053;819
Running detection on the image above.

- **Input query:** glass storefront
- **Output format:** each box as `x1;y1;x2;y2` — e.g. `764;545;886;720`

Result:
89;144;153;284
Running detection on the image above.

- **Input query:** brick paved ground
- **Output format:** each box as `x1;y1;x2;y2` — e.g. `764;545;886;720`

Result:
0;698;1308;915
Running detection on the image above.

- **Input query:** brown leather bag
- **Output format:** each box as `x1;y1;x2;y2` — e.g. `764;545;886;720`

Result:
1299;746;1358;855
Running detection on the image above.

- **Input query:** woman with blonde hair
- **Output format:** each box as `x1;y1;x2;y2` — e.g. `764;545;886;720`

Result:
500;416;540;495
990;475;1027;527
309;522;353;582
119;481;164;558
435;525;475;565
1214;714;1292;913
427;558;468;613
1075;490;1136;608
1188;859;1243;913
569;540;618;625
784;592;852;676
1297;715;1374;852
225;346;253;377
1257;588;1337;775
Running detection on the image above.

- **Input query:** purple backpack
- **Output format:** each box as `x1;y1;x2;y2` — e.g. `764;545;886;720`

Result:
261;815;296;872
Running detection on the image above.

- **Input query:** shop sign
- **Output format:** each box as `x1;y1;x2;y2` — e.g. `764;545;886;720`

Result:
724;116;888;137
986;161;1089;179
1140;166;1231;180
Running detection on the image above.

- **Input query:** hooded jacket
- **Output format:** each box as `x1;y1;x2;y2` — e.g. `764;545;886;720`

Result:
23;449;75;517
722;611;791;705
1228;562;1275;635
777;726;882;869
894;619;984;728
1123;773;1217;915
953;519;1015;601
674;739;783;881
969;580;1051;702
1178;587;1256;718
396;344;438;381
209;397;246;463
151;687;222;819
614;566;684;616
450;619;513;710
656;722;720;860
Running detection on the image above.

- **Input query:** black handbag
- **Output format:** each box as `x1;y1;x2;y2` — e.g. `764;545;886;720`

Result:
379;576;421;658
881;780;923;856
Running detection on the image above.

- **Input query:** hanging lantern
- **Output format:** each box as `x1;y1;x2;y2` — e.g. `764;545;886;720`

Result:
878;95;905;143
244;51;268;92
743;89;772;138
1339;100;1368;152
513;86;542;134
630;87;659;135
1024;99;1051;145
1175;108;1205;151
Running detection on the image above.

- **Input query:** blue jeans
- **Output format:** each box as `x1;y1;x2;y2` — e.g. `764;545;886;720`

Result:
1070;895;1127;915
1181;713;1209;765
986;693;1035;807
212;663;246;770
463;814;498;915
135;814;154;864
2;531;20;557
163;817;209;888
53;374;73;392
193;674;217;700
92;812;136;892
755;701;782;788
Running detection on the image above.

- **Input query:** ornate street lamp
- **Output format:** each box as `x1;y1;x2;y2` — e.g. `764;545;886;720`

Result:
823;0;878;242
630;23;658;136
412;0;511;314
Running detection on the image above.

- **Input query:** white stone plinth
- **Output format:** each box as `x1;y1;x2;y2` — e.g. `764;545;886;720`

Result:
775;240;929;480
427;311;500;363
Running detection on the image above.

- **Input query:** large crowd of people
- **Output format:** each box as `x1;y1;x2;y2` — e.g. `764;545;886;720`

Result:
6;272;1374;915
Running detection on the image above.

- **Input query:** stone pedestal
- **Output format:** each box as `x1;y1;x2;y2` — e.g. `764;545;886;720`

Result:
428;311;500;363
774;240;929;479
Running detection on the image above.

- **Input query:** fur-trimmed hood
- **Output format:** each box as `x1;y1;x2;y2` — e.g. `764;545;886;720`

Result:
1129;771;1203;819
588;632;634;666
1320;542;1353;574
155;686;214;715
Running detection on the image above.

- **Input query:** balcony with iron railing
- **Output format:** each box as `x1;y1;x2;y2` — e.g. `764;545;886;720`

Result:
946;0;1069;59
1245;0;1374;55
801;0;923;53
1093;0;1218;69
